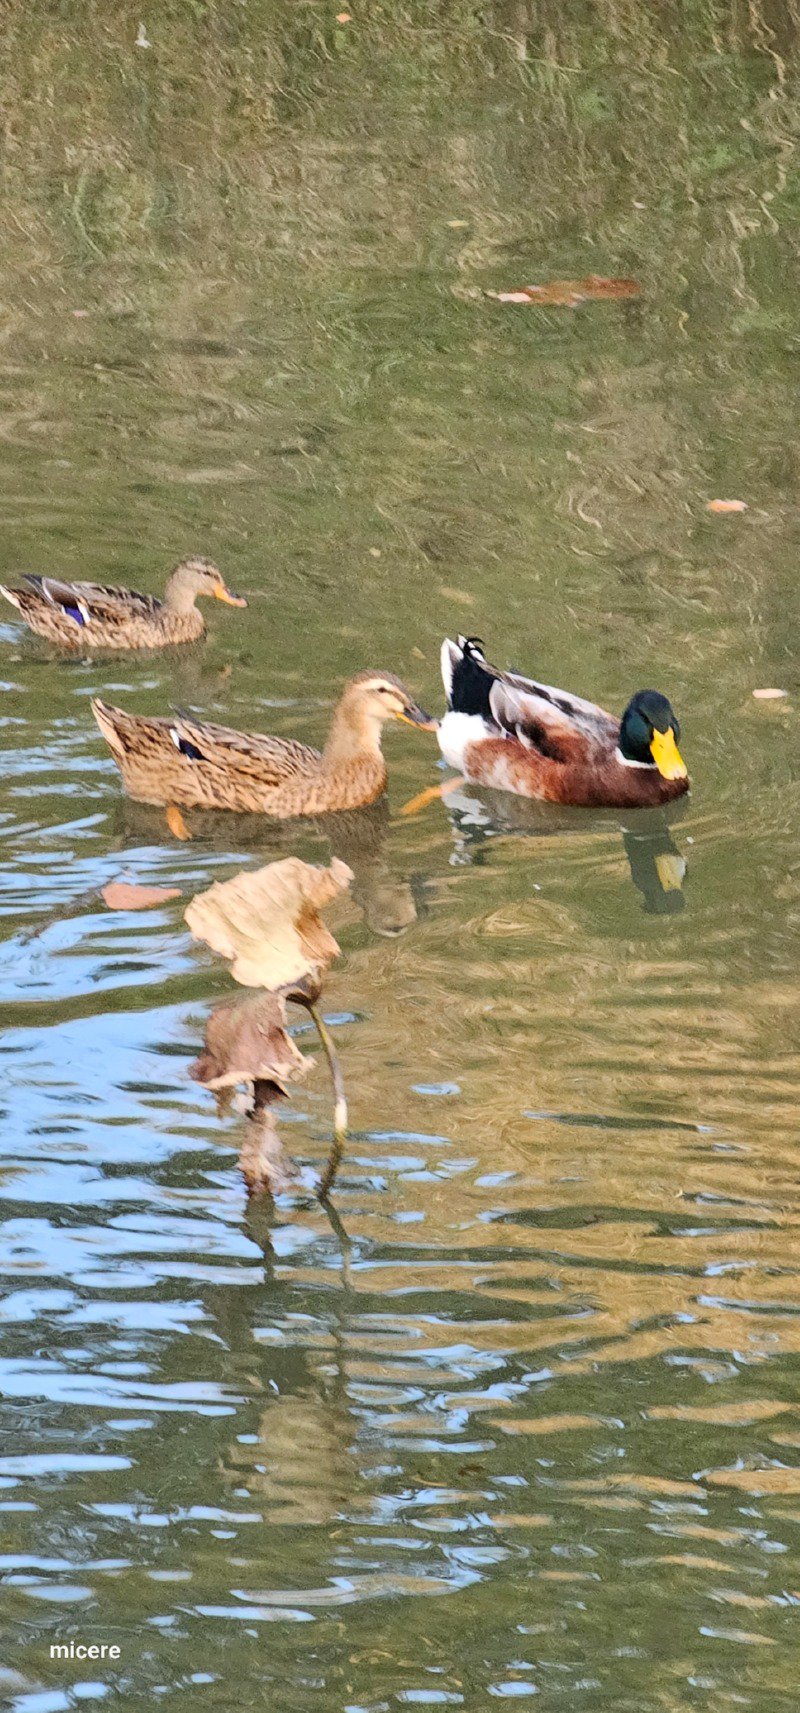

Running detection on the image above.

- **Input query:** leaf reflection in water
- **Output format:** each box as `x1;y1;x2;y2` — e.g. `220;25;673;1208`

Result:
187;857;353;1199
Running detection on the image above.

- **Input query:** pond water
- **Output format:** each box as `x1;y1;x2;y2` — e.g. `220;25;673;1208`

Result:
2;5;800;1709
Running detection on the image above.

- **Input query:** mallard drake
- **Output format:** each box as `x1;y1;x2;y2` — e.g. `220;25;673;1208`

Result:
438;636;689;809
0;556;246;649
92;672;435;817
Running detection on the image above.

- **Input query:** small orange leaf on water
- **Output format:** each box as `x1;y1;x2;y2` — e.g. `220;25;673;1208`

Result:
752;688;788;700
706;499;748;514
336;10;351;19
102;882;182;910
486;276;641;308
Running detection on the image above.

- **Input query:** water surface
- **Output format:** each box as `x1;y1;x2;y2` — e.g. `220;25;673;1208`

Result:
2;5;800;1709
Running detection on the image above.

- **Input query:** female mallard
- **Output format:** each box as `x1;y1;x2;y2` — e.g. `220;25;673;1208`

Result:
0;556;246;649
438;636;689;809
92;672;435;818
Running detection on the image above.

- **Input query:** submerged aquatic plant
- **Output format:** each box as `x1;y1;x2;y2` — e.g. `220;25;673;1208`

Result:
186;857;353;1199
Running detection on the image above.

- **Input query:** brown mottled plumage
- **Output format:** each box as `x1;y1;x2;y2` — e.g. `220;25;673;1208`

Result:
91;672;436;817
438;636;689;809
0;557;246;649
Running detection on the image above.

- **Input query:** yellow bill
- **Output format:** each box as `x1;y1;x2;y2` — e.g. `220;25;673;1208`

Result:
650;726;687;780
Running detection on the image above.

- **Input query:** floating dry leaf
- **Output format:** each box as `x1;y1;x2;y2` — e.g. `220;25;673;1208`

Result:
185;856;352;989
752;688;788;700
486;276;641;308
189;989;313;1093
102;881;181;910
706;499;747;514
335;9;351;18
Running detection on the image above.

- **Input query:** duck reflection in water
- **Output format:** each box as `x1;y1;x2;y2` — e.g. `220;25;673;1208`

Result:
622;816;687;915
116;793;418;938
439;783;689;915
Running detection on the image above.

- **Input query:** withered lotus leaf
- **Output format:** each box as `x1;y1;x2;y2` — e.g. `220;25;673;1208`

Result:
185;856;353;989
188;989;313;1093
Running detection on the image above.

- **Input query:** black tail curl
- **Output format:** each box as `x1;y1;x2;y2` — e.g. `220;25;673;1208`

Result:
450;636;496;719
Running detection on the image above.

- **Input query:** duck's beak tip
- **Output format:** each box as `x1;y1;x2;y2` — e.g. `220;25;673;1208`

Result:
650;726;688;781
215;586;248;607
399;705;439;731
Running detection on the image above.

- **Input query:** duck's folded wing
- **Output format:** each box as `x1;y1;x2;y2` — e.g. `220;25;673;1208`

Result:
504;670;619;735
489;677;619;763
26;577;159;621
170;714;321;785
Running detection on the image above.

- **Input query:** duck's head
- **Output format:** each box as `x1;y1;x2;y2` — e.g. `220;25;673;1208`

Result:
619;690;687;779
342;672;437;731
324;673;436;765
166;557;247;608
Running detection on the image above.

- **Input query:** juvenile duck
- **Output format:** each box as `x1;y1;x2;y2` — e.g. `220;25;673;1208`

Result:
438;636;689;809
0;556;246;649
92;672;436;817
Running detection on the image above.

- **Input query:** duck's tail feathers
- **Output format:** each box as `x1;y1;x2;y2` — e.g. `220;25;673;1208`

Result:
440;637;460;705
440;635;489;708
441;635;495;720
0;585;22;610
91;697;126;758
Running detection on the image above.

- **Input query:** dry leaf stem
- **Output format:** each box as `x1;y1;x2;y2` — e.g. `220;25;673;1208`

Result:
310;1003;348;1199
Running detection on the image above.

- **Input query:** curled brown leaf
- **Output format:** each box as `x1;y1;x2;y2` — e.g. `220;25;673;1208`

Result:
189;989;313;1094
185;856;353;989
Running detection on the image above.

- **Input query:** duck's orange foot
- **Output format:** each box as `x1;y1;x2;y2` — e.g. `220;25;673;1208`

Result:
398;776;465;817
166;804;192;841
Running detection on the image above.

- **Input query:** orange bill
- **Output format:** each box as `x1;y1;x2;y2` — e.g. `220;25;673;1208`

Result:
214;582;248;607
